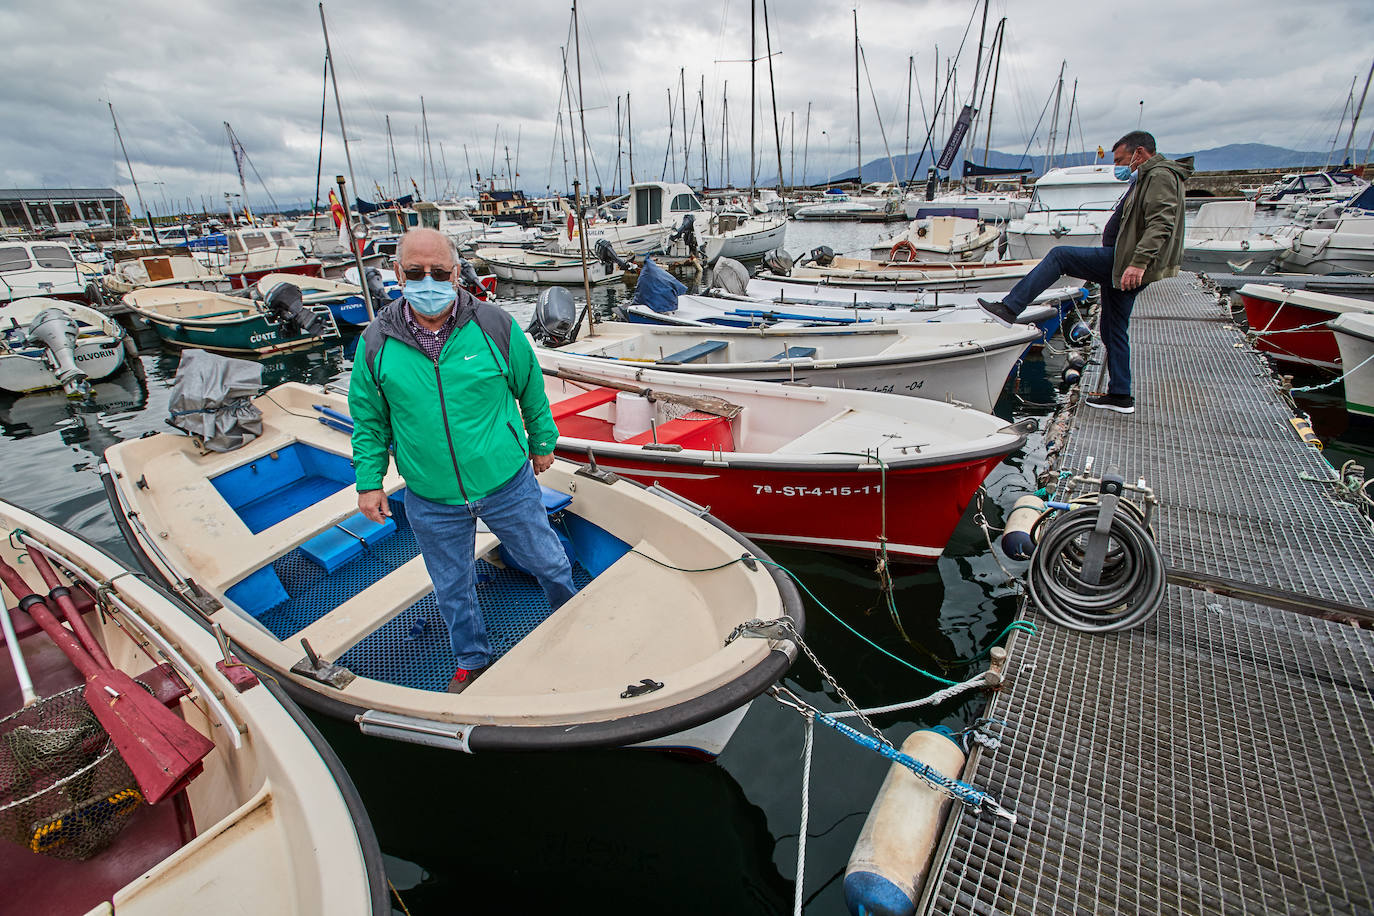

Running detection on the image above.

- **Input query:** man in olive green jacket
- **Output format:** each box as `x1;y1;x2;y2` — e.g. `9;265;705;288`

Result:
980;131;1193;413
350;228;576;693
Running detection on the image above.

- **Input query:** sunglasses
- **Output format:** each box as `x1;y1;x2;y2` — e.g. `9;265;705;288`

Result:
400;265;454;281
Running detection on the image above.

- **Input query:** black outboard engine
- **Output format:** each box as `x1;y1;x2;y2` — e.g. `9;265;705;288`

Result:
362;267;388;305
669;214;699;257
710;257;750;295
529;287;580;346
27;308;86;395
457;259;486;299
593;238;629;273
804;245;835;267
762;248;794;276
263;281;328;338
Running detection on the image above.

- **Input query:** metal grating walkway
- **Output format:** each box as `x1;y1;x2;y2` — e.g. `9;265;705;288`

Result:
923;275;1374;915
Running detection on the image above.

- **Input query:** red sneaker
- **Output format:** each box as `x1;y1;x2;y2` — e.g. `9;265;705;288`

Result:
446;665;489;694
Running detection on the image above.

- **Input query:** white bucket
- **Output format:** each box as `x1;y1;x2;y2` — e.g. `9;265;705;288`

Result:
611;392;653;441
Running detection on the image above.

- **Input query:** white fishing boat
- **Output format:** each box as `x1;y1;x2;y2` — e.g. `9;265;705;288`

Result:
473;246;623;285
1004;165;1128;260
1272;207;1374;276
103;254;231;295
0;241;94;306
699;207;788;261
618;288;1074;336
870;213;1000;263
793;192;886;220
532;350;1032;561
1181;201;1287;274
0;499;387;915
758;254;1040;293
916;190;1030;222
1329;311;1374;421
0;298;131;395
103;381;802;758
542;313;1040;413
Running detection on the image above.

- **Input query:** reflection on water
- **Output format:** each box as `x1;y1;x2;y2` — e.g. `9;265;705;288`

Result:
4;235;1368;912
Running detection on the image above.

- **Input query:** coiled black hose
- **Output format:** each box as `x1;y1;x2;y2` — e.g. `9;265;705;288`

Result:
1027;505;1165;632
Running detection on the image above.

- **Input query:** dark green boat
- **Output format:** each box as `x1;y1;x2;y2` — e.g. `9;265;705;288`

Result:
123;284;340;355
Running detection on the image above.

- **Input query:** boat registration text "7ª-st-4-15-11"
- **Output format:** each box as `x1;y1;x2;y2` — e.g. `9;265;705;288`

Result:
752;485;883;497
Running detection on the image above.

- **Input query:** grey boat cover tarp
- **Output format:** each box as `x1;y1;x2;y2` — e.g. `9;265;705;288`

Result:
167;349;263;452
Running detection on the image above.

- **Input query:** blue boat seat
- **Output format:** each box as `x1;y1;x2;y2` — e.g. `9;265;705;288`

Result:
300;512;398;573
767;346;818;361
656;339;728;364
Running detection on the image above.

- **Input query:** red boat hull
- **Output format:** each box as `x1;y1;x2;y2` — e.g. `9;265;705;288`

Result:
554;443;1006;561
227;261;325;290
1239;291;1341;369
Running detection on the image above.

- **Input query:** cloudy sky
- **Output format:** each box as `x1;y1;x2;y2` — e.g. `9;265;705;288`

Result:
3;0;1371;213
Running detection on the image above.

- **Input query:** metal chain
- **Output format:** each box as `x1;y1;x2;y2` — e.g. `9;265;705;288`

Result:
780;618;893;750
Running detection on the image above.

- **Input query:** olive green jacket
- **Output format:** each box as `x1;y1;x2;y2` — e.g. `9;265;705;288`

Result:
1112;154;1194;287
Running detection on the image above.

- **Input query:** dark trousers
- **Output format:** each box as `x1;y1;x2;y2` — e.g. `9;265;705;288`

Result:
1004;245;1139;397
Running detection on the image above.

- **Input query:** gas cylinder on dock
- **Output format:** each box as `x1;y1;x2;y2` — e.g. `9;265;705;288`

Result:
843;729;966;916
1000;494;1046;560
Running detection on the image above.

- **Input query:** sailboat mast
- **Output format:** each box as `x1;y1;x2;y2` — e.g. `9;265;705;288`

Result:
386;116;401;198
422;97;439;197
700;76;710;190
1344;58;1374;166
969;0;990;116
802;100;811;189
571;0;595;322
762;0;786;194
1063;79;1078;159
1046;61;1065;173
983;19;1005;166
107;101;158;243
318;2;364;216
627;91;635;184
224;123;255;224
905;56;913;181
615;96;622;195
680;68;689;183
722;83;729;187
853;8;861;186
749;0;756;198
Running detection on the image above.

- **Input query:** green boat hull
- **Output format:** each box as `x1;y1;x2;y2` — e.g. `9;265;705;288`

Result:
142;312;337;355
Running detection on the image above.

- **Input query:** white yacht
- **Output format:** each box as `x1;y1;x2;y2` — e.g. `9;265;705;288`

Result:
1004;165;1128;260
0;240;92;305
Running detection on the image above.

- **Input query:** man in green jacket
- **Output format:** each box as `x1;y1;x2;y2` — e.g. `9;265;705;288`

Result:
350;228;576;693
980;131;1194;413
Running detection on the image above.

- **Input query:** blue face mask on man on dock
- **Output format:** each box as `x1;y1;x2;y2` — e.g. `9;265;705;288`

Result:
402;275;457;316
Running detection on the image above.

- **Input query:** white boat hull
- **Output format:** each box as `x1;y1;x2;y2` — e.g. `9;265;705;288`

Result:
1331;312;1374;419
0;339;126;393
1004;223;1103;261
475;248;620;285
705;218;788;261
1180;239;1287;275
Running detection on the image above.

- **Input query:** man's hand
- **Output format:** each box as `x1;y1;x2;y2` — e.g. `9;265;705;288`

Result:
358;489;391;524
532;453;555;475
1120;266;1145;290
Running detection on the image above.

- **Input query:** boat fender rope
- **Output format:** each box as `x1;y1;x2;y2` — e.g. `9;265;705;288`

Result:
1290;350;1374;392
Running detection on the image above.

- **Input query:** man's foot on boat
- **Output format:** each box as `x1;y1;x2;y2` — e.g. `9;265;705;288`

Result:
447;665;489;694
976;298;1017;328
1086;393;1135;414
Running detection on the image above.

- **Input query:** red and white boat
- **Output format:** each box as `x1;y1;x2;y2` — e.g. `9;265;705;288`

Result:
220;227;323;289
1236;283;1374;370
538;349;1030;561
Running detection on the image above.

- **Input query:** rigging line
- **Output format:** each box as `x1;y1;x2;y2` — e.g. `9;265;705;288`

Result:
1016;78;1058;169
235;131;282;214
905;0;984;183
313;55;328;220
858;41;901;186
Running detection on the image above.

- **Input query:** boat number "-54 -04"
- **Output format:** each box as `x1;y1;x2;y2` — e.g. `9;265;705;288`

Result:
752;485;882;496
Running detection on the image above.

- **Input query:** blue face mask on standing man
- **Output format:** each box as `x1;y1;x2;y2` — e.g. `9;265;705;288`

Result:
1113;165;1133;181
403;274;457;316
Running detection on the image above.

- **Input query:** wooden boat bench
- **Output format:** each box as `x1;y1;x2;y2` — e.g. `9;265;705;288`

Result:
656;340;728;365
550;386;620;421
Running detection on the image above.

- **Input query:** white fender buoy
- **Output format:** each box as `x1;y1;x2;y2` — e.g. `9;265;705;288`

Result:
843;728;967;916
1000;494;1046;560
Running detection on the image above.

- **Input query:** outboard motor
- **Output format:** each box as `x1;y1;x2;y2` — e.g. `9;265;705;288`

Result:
263;281;328;338
457;259;487;300
668;214;699;257
28;309;87;396
806;245;835;267
362;266;389;305
762;248;794;276
593;238;629;273
529;287;580;346
710;257;750;295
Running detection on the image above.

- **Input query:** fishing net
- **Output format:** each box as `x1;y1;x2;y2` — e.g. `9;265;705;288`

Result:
0;685;143;860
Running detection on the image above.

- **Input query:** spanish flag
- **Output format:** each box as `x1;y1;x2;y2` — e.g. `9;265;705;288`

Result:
328;190;351;251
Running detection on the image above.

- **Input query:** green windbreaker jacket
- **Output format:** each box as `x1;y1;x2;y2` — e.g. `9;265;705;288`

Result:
349;292;558;504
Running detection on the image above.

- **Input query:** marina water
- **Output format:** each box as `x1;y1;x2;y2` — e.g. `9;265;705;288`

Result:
2;217;1368;912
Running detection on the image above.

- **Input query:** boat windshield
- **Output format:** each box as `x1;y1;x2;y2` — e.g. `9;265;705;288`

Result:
1032;185;1124;212
270;230;294;248
242;231;270;251
0;247;32;272
31;246;76;269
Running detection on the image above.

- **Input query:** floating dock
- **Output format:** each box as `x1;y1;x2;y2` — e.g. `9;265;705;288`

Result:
921;275;1374;914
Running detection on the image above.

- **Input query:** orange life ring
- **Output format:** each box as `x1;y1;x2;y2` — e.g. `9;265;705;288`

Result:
889;239;919;263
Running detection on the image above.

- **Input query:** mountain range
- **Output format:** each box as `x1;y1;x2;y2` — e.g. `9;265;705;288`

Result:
762;143;1352;187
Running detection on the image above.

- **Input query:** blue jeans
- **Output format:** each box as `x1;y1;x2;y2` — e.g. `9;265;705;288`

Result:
405;464;578;669
1003;245;1140;397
